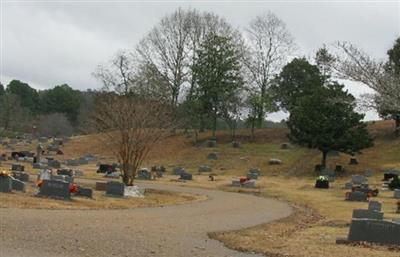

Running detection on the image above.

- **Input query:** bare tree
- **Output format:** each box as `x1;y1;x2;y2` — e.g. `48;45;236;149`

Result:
136;8;191;106
37;113;74;137
333;41;400;135
244;11;295;128
92;50;175;185
89;94;174;185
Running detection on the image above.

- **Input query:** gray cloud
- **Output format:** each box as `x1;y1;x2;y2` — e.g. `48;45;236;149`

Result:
1;1;399;121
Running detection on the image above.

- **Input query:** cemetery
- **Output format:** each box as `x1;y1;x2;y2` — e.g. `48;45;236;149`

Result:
1;4;399;257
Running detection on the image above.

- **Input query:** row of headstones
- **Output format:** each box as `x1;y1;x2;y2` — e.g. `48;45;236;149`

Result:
65;155;96;166
337;201;400;246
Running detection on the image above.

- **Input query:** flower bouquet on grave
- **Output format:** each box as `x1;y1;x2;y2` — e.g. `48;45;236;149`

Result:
69;183;78;193
315;176;329;189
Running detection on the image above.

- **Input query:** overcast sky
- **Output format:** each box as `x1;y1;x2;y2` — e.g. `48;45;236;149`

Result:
1;0;399;120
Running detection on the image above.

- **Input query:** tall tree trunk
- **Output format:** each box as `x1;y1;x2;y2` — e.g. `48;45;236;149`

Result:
212;110;217;139
321;151;328;169
395;117;400;137
251;119;255;142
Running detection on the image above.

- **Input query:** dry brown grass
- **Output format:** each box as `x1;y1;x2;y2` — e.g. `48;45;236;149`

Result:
208;174;400;257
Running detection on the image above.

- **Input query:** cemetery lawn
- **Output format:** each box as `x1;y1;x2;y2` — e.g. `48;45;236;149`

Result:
0;185;207;210
208;175;400;257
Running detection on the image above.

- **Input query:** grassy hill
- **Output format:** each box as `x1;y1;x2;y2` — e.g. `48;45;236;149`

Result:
60;119;399;178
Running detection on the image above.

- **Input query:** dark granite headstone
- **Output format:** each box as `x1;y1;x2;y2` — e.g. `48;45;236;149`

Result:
105;181;125;196
48;160;61;168
76;187;93;198
11;171;29;182
11;178;26;192
207;152;218;160
349;158;358;165
347;191;368;201
347;219;400;245
315;179;329;189
352;209;383;220
39;180;70;199
368;201;382;212
137;169;152;180
394;189;400;199
0;176;12;192
57;169;73;177
198;165;212;172
180;172;192;180
173;167;185;175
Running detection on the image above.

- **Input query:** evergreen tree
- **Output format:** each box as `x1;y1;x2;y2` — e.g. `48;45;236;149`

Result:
192;34;244;137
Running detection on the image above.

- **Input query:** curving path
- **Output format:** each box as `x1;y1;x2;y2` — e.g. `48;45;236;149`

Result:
0;181;291;257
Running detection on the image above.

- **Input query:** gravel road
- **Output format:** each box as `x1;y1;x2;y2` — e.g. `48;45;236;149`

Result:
0;182;291;257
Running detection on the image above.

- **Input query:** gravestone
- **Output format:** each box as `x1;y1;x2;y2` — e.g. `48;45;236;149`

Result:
315;178;329;189
383;172;399;181
247;172;258;180
137;168;152;180
0;175;12;192
347;219;400;245
97;164;115;173
268;158;282;165
51;174;73;184
11;171;29;182
232;180;241;187
349;158;358;165
198;165;212;172
33;163;47;169
249;168;260;176
207;153;218;160
364;169;373;177
38;180;70;199
180;172;192;180
394;189;400;199
344;182;353;190
351;175;367;185
173;167;185;175
105;181;125;197
352;209;383;220
205;140;217;148
347;191;368;202
281;143;291;149
95;182;107;191
57;169;73;177
232;141;241;148
76;187;93;198
11;178;26;192
11;163;24;171
66;159;80;166
368;201;382;212
242;180;256;188
38;169;52;181
48;160;61;169
335;165;344;174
